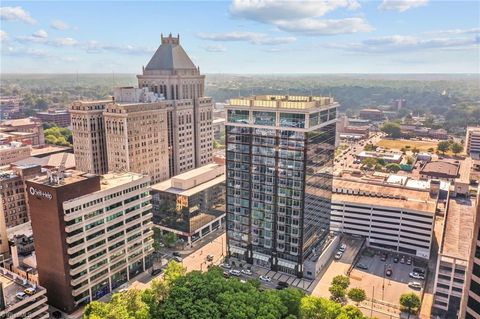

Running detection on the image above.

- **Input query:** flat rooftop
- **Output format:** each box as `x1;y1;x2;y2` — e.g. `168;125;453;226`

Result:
441;197;476;260
420;161;459;178
152;164;225;197
30;145;71;157
229;95;336;110
99;172;146;190
332;178;437;213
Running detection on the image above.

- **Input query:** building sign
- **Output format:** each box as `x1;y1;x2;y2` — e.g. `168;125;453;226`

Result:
29;187;52;200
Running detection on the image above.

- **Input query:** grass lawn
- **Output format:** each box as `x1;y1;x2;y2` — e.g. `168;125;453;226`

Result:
376;139;438;152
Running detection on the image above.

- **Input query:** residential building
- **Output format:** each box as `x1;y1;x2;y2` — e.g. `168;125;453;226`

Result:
26;171;153;313
0;142;31;166
36;109;71;127
104;87;169;184
330;178;437;259
466;127;480;159
225;95;338;278
137;33;213;176
432;195;477;318
0;267;49;319
151;163;225;245
359;108;384;121
70;100;111;175
0;117;45;146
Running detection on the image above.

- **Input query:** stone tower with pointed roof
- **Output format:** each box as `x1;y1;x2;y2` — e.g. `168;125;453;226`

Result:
137;33;213;176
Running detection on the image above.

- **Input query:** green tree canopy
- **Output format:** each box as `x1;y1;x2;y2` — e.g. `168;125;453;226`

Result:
450;142;463;155
331;275;350;290
347;288;366;305
385;163;401;173
437;141;450;154
399;293;421;319
381;122;402;138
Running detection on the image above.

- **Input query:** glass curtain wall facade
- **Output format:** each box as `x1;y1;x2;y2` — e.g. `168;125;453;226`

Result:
226;97;337;278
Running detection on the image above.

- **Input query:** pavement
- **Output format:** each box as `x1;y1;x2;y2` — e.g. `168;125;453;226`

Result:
311;236;363;298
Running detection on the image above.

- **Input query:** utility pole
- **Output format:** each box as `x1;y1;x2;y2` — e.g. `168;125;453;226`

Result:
370;286;374;319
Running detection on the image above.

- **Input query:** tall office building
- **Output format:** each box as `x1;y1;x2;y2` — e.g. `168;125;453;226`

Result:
137;33;213;176
26;170;153;313
70;100;111;175
104;87;170;184
225;95;338;278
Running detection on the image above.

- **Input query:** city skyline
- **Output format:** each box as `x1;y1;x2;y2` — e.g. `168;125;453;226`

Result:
1;0;479;74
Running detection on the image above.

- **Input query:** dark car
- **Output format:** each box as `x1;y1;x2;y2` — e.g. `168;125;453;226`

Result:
278;281;289;288
356;263;368;270
393;257;399;263
413;268;426;275
381;254;387;262
223;271;230;278
151;268;163;276
385;269;392;277
52;311;62;319
172;252;181;257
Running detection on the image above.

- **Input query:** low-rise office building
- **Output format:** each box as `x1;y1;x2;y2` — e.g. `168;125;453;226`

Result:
466;127;480;160
0;117;45;146
26;171;153;313
0;267;49;319
36;109;71;127
0;142;31;166
433;195;477;318
420;161;460;182
356;151;403;164
359;108;384;121
330;178;437;259
151;163;225;246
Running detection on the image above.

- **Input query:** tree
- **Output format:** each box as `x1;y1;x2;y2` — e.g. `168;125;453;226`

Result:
339;305;367;319
84;289;151;319
451;142;463;156
163;260;186;285
300;296;342;319
162;232;178;248
329;284;346;303
347;288;366;305
363;143;377;151
411;147;420;154
437;141;450;155
381;122;401;138
385;163;401;173
399;293;421;319
331;275;350;290
361;158;377;169
427;147;435;153
406;156;414;165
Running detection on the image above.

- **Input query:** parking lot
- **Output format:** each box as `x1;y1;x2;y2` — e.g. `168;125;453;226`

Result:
350;248;426;307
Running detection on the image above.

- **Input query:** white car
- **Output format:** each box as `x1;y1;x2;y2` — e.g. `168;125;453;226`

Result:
409;272;425;280
241;269;252;276
408;282;422;289
339;243;347;252
16;292;27;300
334;251;343;260
229;269;241;276
220;263;232;269
259;275;271;282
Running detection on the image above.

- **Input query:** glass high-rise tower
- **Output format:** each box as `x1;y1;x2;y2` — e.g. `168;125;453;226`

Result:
225;95;338;278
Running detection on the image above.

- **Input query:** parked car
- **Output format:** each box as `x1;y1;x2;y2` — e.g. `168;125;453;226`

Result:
259;275;271;282
334;251;343;260
409;272;425;280
223;271;230;278
151;268;163;276
15;292;27;300
52;311;62;319
24;287;36;295
206;254;214;262
408;282;422;289
173;256;183;262
172;251;181;257
339;243;347;252
356;263;368;270
241;269;252;276
381;254;387;262
220;263;232;269
413;267;425;275
393;257;399;263
385;269;392;277
407;257;412;265
277;281;289;288
400;257;405;264
229;269;241;276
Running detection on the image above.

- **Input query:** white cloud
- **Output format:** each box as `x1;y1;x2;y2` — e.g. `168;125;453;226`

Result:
275;17;374;35
0;30;7;42
230;0;360;22
197;31;296;45
326;33;479;53
2;46;51;58
423;28;480;36
84;41;154;55
378;0;428;12
204;44;227;52
50;20;70;30
49;37;77;46
32;29;48;39
0;6;36;24
229;0;371;36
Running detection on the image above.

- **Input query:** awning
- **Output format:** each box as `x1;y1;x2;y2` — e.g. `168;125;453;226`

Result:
277;259;297;269
253;253;270;262
229;246;246;255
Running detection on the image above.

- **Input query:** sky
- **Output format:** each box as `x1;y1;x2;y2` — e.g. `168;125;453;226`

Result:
0;0;479;74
